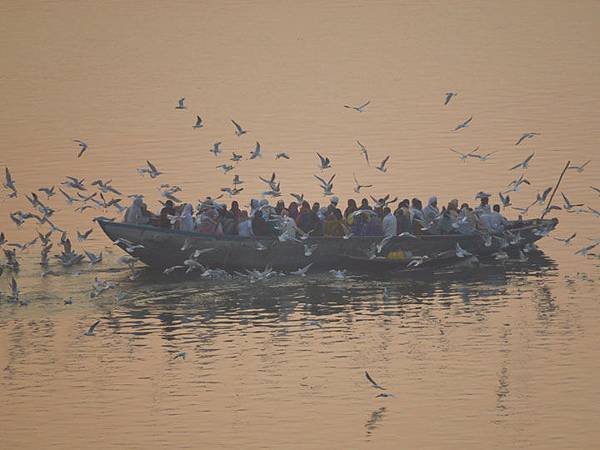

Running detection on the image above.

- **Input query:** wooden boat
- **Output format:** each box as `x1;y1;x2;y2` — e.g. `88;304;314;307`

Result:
97;218;558;271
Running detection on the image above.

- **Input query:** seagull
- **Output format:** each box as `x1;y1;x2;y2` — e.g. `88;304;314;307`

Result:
192;116;203;129
407;255;430;267
77;229;93;241
344;100;370;112
375;156;390;173
232;174;244;185
74;139;88;158
174;351;187;360
512;199;537;215
290;263;313;276
469;150;496;161
175;97;186;109
91;179;122;195
147;160;163;178
230;152;242;162
84;250;103;265
314;174;335;196
561;192;584;211
316;152;332;170
259;172;278;190
59;188;79;204
510;153;535;172
62;176;86;191
567;160;591;173
210;142;222;156
64;297;73;305
216;164;234;173
515;132;540;146
499;192;511;208
249;142;262;159
84;320;100;336
275;152;290;159
3;167;17;197
114;238;144;253
356;140;370;166
553;233;576;246
38;186;55;199
535;187;553;205
455;242;472;258
575;242;599;256
231;119;247;136
353;173;372;193
290;193;304;203
365;371;385;390
453;116;472;131
221;187;244;197
444;92;457;105
504;174;531;193
449;146;479;162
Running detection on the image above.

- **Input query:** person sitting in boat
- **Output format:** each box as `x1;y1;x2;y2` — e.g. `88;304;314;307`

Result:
159;200;176;229
455;203;479;235
252;206;276;236
288;201;299;220
359;198;372;211
237;211;254;237
344;199;358;222
323;209;348;237
363;211;383;236
394;199;413;234
423;196;439;226
479;204;508;233
123;197;149;225
382;207;397;238
196;200;223;236
410;198;425;233
474;192;492;215
310;203;324;236
179;203;195;232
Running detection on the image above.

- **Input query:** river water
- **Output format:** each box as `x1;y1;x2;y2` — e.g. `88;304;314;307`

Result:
1;1;599;448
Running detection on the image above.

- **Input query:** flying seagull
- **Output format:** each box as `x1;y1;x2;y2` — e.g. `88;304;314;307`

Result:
353;173;372;193
444;92;457;105
515;132;540;146
231;119;247;136
356;140;370;165
74;139;88;158
175;98;186;109
84;320;100;336
249;142;262;159
449;146;479;162
553;233;576;246
210;142;222;156
453;116;472;131
316;152;332;170
509;152;535;171
193;116;204;129
344;100;370;112
375;155;390;173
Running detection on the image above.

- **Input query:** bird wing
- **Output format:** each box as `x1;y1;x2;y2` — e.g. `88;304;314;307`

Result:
448;147;464;156
365;371;384;389
542;187;553;200
231;119;243;132
525;152;535;164
358;100;371;109
380;155;390;167
515;134;527;145
88;320;100;333
146;160;158;172
314;174;327;186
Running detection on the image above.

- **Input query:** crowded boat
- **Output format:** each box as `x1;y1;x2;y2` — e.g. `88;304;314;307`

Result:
122;192;512;239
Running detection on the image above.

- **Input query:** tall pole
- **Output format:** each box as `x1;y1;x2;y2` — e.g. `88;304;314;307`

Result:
541;161;571;219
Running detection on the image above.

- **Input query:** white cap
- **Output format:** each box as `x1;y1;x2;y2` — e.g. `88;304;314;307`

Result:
331;196;339;204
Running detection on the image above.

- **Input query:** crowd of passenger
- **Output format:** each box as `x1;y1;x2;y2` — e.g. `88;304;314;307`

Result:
123;192;510;239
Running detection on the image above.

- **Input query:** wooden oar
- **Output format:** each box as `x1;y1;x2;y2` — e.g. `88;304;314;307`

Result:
541;161;571;219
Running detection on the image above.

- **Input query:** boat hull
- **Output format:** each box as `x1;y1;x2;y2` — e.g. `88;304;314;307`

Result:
97;218;558;271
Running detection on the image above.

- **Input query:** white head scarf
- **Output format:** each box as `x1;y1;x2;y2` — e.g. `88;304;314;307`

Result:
180;203;194;232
